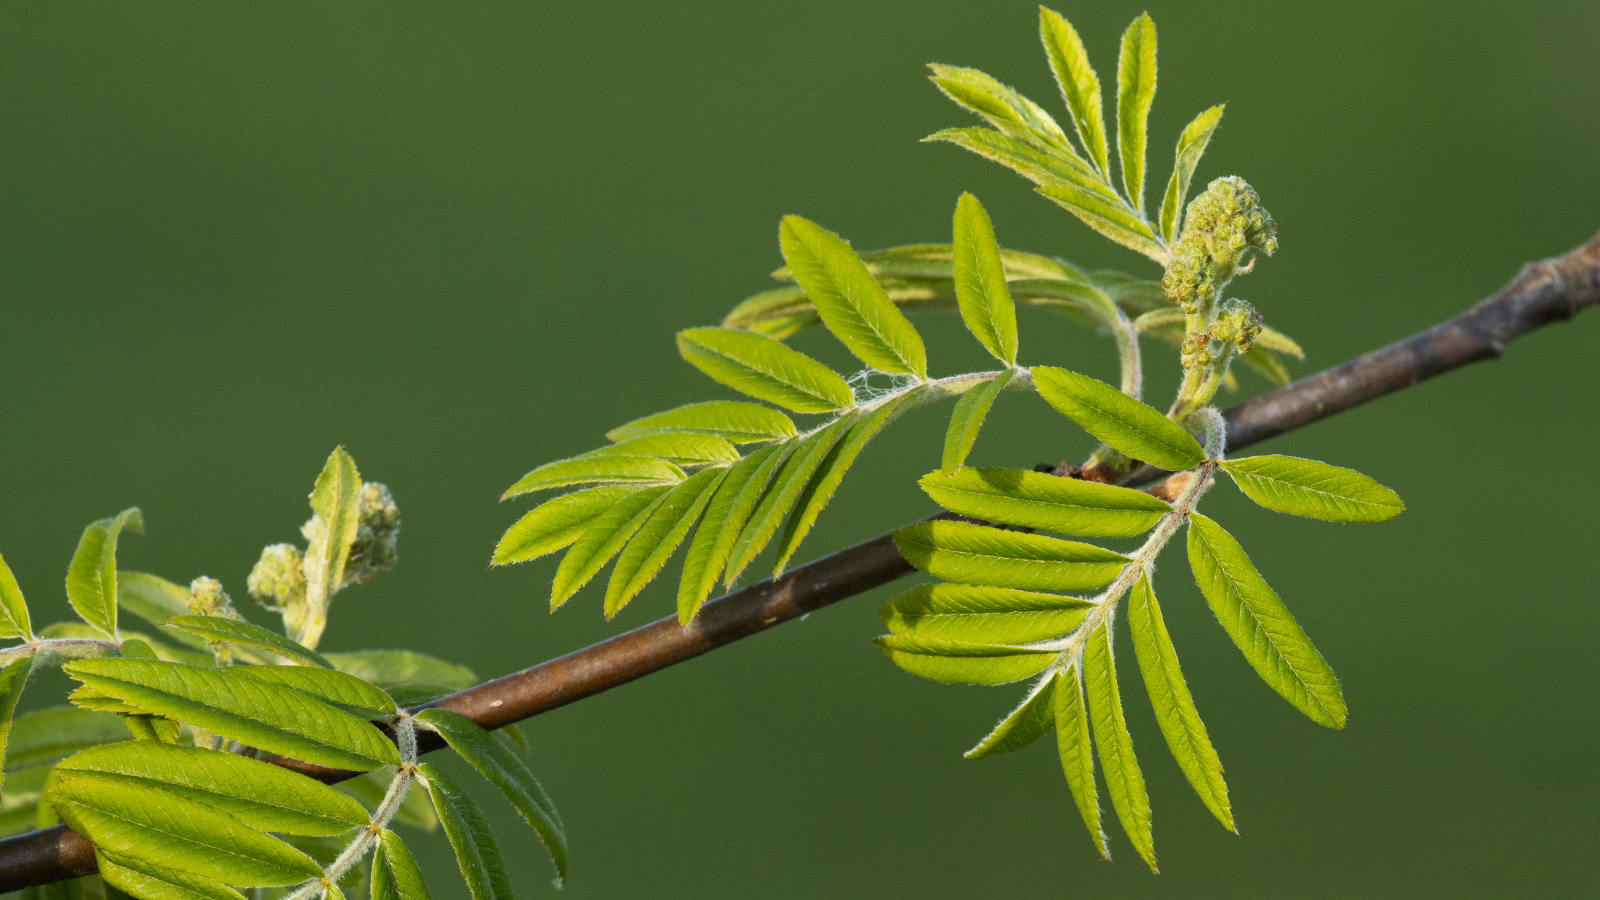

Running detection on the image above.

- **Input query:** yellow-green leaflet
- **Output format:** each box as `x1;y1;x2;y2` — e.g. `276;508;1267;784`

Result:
1034;182;1164;261
1084;623;1157;872
1126;575;1232;831
48;775;323;886
0;656;31;792
96;851;248;900
606;400;797;444
676;327;855;413
952;193;1019;365
63;658;401;770
228;665;398;719
941;369;1013;473
965;674;1056;759
1159;104;1224;244
1053;666;1107;859
492;486;640;566
161;616;333;669
724;417;853;586
605;467;728;618
677;445;787;623
880;584;1090;645
66;507;143;638
414;708;567;887
0;552;33;640
1221;455;1405;523
874;635;1055;685
925;64;1074;156
779;216;927;379
550;485;672;609
893;521;1127;591
302;447;361;610
1115;14;1157;216
582;432;740;466
324;650;477;690
924;127;1109;199
1033;366;1204;471
372;830;430;900
55;742;370;836
1039;6;1109;177
501;454;684;501
920;466;1170;537
418;763;513;900
1186;513;1346;728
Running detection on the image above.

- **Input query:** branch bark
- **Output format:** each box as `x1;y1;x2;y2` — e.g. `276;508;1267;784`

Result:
2;232;1596;893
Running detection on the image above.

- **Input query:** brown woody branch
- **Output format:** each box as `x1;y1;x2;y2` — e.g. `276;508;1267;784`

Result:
1;232;1596;893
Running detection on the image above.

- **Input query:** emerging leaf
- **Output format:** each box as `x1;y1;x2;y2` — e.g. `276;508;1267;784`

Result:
1039;6;1110;177
1116;14;1157;216
926;64;1074;156
676;327;856;413
941;369;1013;474
893;521;1127;591
880;583;1090;645
1186;514;1346;728
919;467;1170;538
0;552;33;641
372;830;431;900
1221;455;1405;523
1053;666;1108;859
952;193;1019;365
66;508;144;639
300;447;362;643
162;616;333;669
1159;105;1224;244
605;467;728;618
501;454;684;501
606;400;797;445
550;486;672;609
1032;366;1204;471
966;674;1056;759
418;763;513;900
1083;623;1157;872
873;635;1055;685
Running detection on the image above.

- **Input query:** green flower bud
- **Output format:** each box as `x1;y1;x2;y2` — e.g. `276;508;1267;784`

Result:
247;543;306;612
344;482;400;587
1162;176;1278;312
187;576;241;620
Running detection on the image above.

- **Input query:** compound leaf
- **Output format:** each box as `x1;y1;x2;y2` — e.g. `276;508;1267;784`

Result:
1053;666;1108;859
414;708;566;888
873;635;1055;685
892;521;1127;591
1033;366;1204;471
1127;575;1232;831
605;467;728;618
942;369;1013;474
1221;456;1405;523
1187;514;1346;728
372;830;430;900
418;764;512;900
677;327;855;413
47;774;323;886
161;617;332;669
67;508;144;638
965;674;1057;759
1040;6;1110;177
779;216;927;378
606;400;797;445
677;445;788;623
1159;104;1224;244
952;193;1018;365
1116;13;1157;216
228;665;398;720
550;486;671;609
724;417;853;586
501;455;683;501
1083;623;1156;872
96;850;247;900
56;742;370;836
920;467;1169;538
0;552;33;640
880;583;1090;645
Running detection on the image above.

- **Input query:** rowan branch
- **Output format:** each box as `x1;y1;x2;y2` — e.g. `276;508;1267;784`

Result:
2;231;1595;893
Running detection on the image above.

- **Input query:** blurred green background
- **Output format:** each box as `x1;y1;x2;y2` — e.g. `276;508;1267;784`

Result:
2;1;1596;897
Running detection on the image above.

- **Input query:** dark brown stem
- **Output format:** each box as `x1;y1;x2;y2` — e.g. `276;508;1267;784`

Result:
1;232;1595;893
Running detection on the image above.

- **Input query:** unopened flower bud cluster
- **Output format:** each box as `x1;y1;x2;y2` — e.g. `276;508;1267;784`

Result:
1161;176;1277;316
187;576;243;620
345;482;400;587
1181;297;1264;369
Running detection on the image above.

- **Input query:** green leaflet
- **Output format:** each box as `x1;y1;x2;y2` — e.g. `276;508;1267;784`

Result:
66;508;144;638
923;128;1110;198
778;216;928;379
1053;665;1107;859
721;284;811;331
1035;183;1165;261
302;447;362;619
676;327;855;413
501;454;684;501
880;584;1090;645
873;635;1055;685
965;674;1056;759
951;193;1019;365
676;444;787;623
96;851;247;900
414;708;567;887
1159;105;1224;244
1039;6;1109;177
1083;623;1156;872
1033;366;1204;471
1221;455;1405;523
1187;514;1346;728
162;616;333;669
372;830;430;900
724;417;852;586
340;770;437;834
1127;576;1232;831
6;706;127;769
492;486;639;566
0;656;31;791
48;774;323;886
63;658;401;770
926;64;1073;156
606;400;797;445
892;521;1127;592
418;764;513;900
324;650;478;691
56;742;370;836
774;388;926;575
605;467;728;618
583;433;741;466
38;622;214;667
229;665;398;720
919;467;1170;538
0;551;34;640
1116;14;1157;216
550;485;672;609
942;370;1012;474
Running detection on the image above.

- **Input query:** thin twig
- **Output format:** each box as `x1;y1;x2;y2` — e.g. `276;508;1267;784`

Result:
0;231;1595;893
